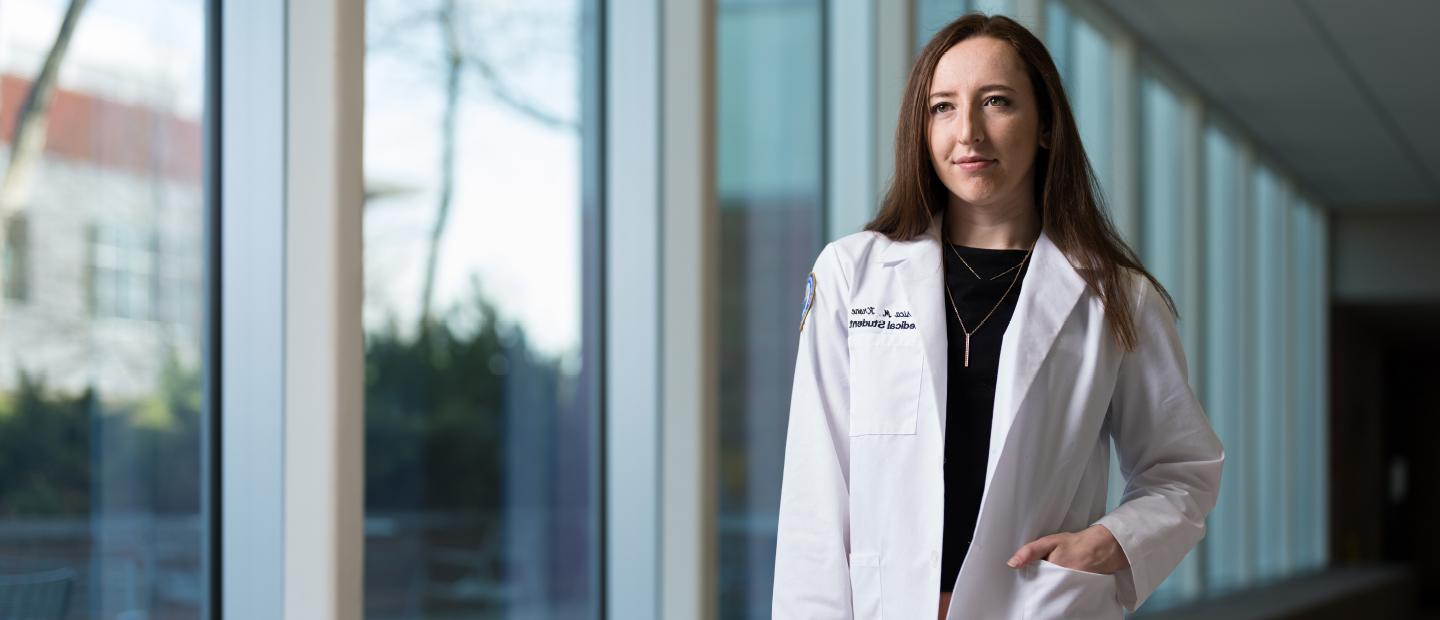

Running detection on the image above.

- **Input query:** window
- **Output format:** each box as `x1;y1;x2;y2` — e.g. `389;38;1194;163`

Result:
362;0;601;616
1251;164;1288;580
1137;69;1205;605
2;215;28;302
716;0;824;616
1203;124;1250;593
915;0;1018;49
89;220;158;320
1052;6;1116;203
1139;73;1185;300
1048;2;1333;606
1201;124;1329;597
0;0;209;617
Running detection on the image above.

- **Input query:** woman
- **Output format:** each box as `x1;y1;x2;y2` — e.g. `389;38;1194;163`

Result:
772;13;1223;620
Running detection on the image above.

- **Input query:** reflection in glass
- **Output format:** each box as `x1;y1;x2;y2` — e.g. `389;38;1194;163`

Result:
0;0;208;617
716;0;823;617
363;0;600;617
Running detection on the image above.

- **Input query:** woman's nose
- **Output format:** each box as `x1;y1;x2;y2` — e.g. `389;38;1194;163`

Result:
956;108;984;145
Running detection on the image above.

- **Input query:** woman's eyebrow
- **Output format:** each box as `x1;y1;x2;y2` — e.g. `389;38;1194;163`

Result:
928;84;1017;99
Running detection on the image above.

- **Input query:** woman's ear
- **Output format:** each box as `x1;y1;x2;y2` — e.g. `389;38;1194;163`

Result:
1039;128;1051;150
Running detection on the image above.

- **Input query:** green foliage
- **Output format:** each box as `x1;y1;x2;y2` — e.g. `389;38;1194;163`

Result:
0;355;202;518
0;287;562;521
365;292;539;515
0;372;93;517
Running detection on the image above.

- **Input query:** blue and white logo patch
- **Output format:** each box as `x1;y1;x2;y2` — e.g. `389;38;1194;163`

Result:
799;272;816;332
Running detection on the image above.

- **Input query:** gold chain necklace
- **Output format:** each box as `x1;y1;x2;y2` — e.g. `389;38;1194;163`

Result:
950;242;1026;281
943;242;1033;367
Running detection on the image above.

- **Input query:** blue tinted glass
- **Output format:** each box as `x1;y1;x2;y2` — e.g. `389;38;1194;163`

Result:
716;0;824;616
363;0;601;616
0;0;209;617
1203;125;1249;593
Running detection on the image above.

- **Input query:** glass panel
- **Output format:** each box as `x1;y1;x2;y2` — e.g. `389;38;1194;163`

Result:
971;0;1017;20
1251;165;1287;580
716;0;823;617
0;0;209;617
1139;74;1183;297
1045;0;1071;75
1137;71;1204;606
363;0;601;617
1203;125;1250;593
916;0;967;48
1048;2;1117;226
1068;17;1113;201
915;0;1018;50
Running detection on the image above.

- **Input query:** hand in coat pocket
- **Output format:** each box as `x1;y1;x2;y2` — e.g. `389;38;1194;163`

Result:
1005;524;1129;575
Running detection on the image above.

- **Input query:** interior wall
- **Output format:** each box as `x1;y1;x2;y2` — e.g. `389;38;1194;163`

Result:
1332;212;1440;303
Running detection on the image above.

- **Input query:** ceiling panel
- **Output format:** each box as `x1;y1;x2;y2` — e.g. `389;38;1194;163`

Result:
1090;0;1440;210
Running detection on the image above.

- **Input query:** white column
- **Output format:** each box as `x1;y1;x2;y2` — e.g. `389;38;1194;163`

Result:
606;0;662;617
221;0;286;616
282;0;365;617
661;0;718;618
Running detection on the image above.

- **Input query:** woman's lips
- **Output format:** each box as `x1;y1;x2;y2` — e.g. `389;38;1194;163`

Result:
956;159;996;171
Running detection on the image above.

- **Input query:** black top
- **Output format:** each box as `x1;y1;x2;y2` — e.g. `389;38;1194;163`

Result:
939;242;1031;593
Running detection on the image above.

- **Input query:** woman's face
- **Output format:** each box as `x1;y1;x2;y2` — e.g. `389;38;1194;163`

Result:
926;36;1045;211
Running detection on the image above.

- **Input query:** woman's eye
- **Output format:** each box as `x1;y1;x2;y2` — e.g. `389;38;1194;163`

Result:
930;102;952;115
984;95;1011;106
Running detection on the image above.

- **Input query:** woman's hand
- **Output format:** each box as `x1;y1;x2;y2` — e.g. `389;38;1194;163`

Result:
1005;524;1129;574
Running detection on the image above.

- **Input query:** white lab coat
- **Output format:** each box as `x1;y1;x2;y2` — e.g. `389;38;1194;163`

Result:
772;211;1224;620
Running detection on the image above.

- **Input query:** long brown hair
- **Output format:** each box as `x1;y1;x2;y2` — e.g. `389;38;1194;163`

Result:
865;13;1176;352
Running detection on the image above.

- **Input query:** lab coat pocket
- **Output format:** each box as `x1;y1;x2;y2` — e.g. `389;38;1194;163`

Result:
1024;559;1122;620
847;552;883;620
847;334;922;435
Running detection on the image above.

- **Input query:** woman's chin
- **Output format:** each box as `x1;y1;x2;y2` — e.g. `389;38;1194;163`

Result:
945;187;1003;206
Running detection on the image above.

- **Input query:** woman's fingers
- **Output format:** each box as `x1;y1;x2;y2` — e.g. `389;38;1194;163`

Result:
1006;533;1068;568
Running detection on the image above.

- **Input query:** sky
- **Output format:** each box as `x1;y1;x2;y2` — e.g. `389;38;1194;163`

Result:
364;0;583;360
1;0;584;362
0;0;205;116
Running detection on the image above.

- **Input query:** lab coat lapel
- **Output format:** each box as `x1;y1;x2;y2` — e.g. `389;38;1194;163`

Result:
981;227;1088;498
875;216;1088;452
877;213;947;437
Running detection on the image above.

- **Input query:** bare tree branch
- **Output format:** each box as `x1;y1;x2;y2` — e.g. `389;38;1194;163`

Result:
417;0;463;334
366;0;580;334
1;0;90;313
462;51;578;131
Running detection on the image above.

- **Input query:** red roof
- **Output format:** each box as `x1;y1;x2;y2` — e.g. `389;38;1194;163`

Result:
1;73;202;184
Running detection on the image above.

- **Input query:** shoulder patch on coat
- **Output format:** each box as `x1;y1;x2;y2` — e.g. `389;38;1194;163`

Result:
799;271;816;332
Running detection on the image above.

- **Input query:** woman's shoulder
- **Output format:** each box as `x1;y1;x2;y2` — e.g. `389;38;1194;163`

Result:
812;230;887;293
812;230;889;279
830;228;889;255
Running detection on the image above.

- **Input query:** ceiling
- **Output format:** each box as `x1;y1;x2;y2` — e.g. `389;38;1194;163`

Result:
1090;0;1440;211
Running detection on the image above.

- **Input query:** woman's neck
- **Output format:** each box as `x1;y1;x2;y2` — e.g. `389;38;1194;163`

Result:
943;197;1040;250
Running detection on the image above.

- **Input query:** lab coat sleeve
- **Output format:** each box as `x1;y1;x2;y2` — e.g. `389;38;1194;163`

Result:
1093;276;1225;613
773;242;854;619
